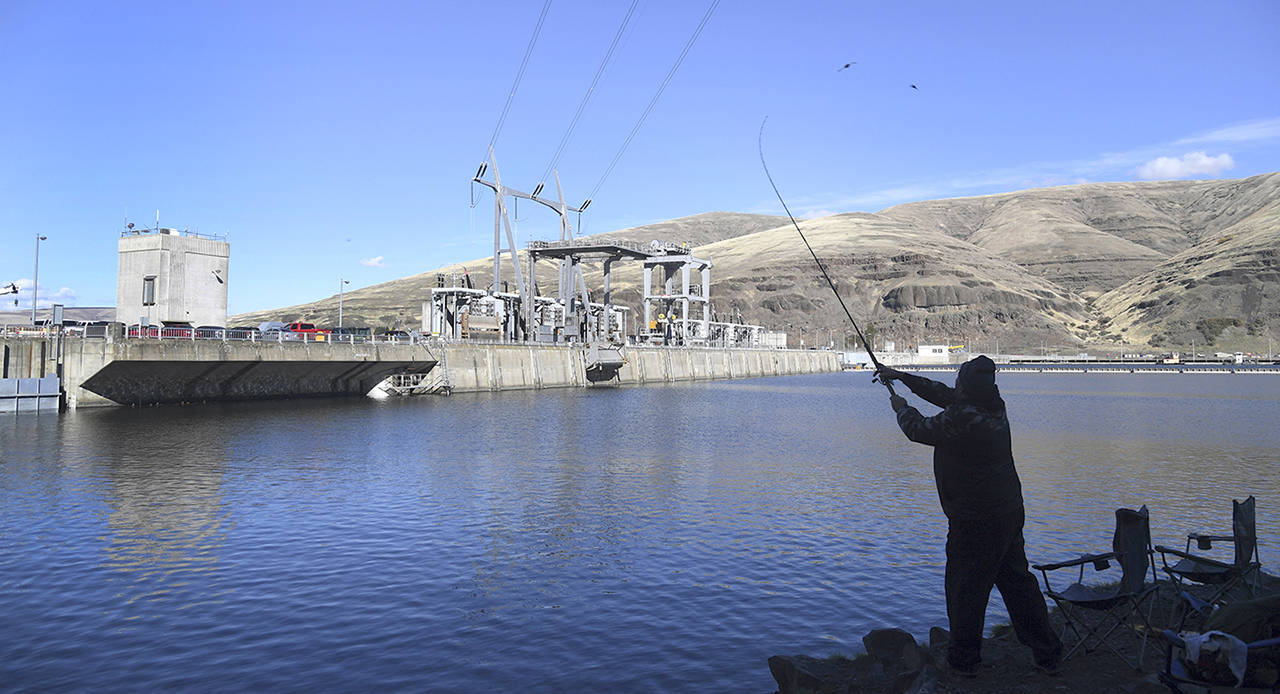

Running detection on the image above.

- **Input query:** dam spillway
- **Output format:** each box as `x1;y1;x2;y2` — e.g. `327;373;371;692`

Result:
1;332;839;409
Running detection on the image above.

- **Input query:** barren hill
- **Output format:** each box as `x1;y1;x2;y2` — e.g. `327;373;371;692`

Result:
231;173;1280;353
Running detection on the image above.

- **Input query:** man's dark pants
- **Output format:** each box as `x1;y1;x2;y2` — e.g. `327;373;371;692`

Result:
945;507;1062;668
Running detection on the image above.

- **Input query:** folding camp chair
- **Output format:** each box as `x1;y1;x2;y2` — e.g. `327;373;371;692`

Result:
1033;505;1161;669
1156;496;1262;628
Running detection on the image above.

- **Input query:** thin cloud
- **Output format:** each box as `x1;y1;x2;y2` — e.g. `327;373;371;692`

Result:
789;116;1274;213
1136;152;1235;180
47;287;77;304
5;280;78;308
360;256;386;267
1174;117;1280;146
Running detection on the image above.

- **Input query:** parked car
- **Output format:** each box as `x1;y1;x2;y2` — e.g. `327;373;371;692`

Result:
262;327;302;342
283;322;329;341
329;326;371;341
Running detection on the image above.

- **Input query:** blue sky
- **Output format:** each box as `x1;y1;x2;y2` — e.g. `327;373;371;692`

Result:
2;0;1278;316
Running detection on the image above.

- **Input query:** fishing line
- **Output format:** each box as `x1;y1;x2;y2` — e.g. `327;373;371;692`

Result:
757;117;894;394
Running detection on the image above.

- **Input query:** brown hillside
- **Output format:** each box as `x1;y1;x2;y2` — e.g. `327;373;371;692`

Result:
230;174;1280;353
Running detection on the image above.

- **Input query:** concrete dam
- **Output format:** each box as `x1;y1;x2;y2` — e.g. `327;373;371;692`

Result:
1;333;839;409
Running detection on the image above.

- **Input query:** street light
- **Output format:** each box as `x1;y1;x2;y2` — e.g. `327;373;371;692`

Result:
338;279;350;327
32;234;47;324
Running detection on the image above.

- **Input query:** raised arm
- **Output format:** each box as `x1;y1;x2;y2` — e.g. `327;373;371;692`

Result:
892;399;961;446
879;367;955;409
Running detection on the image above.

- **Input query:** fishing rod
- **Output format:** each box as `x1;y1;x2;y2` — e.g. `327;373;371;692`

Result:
757;117;895;395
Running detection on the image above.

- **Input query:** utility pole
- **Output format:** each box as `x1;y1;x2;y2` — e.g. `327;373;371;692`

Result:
338;279;350;327
32;234;47;324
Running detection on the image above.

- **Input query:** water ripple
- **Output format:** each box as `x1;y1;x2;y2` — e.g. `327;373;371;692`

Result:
1;373;1277;691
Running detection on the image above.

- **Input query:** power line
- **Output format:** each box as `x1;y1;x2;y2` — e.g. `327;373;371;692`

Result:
485;0;554;158
537;0;640;187
585;0;720;203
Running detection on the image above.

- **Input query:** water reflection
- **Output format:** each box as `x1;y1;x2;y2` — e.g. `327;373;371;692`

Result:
0;373;1277;692
80;410;232;617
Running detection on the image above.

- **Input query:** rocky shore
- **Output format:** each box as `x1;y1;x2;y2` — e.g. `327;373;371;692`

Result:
768;622;1168;694
767;580;1280;694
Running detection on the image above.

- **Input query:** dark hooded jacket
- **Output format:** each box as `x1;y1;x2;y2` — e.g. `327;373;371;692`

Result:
892;356;1024;522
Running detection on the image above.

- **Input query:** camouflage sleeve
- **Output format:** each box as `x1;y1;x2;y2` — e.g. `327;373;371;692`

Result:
898;372;956;409
894;402;961;446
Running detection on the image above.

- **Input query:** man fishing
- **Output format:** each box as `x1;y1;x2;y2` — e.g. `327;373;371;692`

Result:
757;120;1062;675
878;356;1062;677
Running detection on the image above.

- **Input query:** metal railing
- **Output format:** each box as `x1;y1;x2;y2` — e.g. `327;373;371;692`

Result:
1;324;424;346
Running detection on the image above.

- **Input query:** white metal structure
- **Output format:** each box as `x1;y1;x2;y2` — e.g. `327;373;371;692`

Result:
640;244;711;345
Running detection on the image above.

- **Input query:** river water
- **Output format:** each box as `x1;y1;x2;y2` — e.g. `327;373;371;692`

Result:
2;371;1278;692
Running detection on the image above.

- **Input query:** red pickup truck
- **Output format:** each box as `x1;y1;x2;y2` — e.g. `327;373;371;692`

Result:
283;322;330;341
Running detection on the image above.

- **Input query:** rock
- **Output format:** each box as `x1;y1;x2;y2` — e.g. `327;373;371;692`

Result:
889;670;918;694
898;664;942;694
863;628;918;664
1119;673;1176;694
928;627;950;650
901;643;934;672
767;654;857;694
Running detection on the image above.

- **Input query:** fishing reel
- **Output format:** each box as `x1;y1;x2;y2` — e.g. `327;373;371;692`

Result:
870;366;898;396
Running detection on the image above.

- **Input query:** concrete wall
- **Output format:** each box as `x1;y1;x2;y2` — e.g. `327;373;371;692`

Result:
1;335;435;408
117;232;230;328
438;343;838;393
0;336;838;408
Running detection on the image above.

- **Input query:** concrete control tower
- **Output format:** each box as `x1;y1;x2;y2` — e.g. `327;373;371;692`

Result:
116;224;229;327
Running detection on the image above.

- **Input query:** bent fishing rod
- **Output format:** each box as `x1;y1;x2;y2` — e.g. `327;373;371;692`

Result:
757;117;895;396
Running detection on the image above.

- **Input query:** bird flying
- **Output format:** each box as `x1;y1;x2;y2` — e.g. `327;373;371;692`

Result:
838;62;856;71
910;84;918;90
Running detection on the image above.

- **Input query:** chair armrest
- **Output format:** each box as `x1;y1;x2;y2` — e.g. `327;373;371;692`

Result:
1033;552;1119;572
1248;636;1280;650
1161;629;1185;648
1188;532;1234;550
1156;546;1236;571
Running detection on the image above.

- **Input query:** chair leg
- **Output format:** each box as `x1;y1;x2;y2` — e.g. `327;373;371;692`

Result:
1130;592;1160;669
1055;603;1091;660
1163;578;1187;630
1060;606;1125;663
1060;595;1160;671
